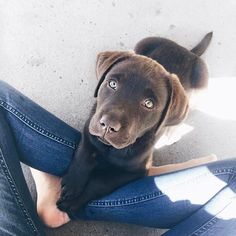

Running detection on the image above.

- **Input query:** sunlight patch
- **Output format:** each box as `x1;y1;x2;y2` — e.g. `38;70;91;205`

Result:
204;186;236;220
212;197;236;220
154;166;227;205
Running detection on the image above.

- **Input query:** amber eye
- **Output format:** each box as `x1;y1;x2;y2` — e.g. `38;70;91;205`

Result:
108;80;117;90
144;99;154;109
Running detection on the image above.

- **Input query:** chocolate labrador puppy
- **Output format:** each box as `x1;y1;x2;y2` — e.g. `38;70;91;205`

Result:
57;32;213;212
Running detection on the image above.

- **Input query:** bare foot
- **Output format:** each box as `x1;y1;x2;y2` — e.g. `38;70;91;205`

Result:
30;168;70;228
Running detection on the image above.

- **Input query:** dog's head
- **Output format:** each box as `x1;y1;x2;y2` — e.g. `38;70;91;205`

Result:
89;51;189;149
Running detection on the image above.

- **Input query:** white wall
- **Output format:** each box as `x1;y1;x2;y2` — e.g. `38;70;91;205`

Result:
0;0;235;127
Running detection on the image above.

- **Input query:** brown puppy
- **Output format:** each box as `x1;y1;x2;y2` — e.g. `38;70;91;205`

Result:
57;33;212;213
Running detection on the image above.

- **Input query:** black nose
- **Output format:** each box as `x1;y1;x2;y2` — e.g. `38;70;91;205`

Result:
99;115;121;133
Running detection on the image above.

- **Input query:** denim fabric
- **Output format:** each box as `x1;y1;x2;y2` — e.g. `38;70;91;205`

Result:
0;80;236;236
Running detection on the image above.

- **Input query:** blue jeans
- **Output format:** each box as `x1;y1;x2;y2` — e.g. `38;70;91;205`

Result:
0;80;236;236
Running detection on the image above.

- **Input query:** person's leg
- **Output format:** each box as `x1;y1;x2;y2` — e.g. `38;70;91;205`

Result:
163;178;236;236
0;80;81;176
0;110;46;235
0;80;81;234
69;158;236;234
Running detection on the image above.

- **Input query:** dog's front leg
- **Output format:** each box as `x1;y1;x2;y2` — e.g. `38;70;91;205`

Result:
61;168;147;212
57;133;97;211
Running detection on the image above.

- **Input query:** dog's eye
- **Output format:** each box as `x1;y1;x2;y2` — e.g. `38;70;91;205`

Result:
108;80;117;90
144;99;154;109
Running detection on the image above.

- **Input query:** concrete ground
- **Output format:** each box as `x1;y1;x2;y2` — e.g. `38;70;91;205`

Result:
1;0;236;235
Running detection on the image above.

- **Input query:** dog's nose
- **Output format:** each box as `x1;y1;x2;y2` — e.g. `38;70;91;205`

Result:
99;115;121;133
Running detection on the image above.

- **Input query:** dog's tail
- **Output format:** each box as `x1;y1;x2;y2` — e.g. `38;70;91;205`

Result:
191;32;213;56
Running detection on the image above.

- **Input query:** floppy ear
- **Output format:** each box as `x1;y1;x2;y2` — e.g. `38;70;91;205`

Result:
155;73;189;135
165;73;189;126
94;51;132;97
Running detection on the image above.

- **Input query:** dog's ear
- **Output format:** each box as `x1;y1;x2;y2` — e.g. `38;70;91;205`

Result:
94;51;132;97
165;74;189;126
155;73;189;135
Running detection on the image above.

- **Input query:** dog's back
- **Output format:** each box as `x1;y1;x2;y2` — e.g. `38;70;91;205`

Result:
134;32;213;92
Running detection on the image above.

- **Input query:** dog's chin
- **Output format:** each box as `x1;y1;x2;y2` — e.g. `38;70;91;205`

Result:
109;141;131;149
89;126;136;149
97;136;111;146
96;136;131;149
91;133;133;149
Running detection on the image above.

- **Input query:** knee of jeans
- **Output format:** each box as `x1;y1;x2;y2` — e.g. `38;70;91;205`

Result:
0;80;17;114
0;80;10;99
0;80;18;104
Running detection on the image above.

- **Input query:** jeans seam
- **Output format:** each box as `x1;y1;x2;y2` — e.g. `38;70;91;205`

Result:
88;190;165;207
0;148;41;236
0;100;76;149
88;170;234;208
228;166;236;183
190;191;236;236
190;217;218;236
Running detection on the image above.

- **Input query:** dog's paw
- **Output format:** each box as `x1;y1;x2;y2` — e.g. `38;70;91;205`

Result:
57;185;92;212
57;195;85;212
59;174;84;201
56;198;73;212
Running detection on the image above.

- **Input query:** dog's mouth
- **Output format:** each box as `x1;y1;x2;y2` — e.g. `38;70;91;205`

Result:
96;135;136;149
96;136;111;146
89;121;134;149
